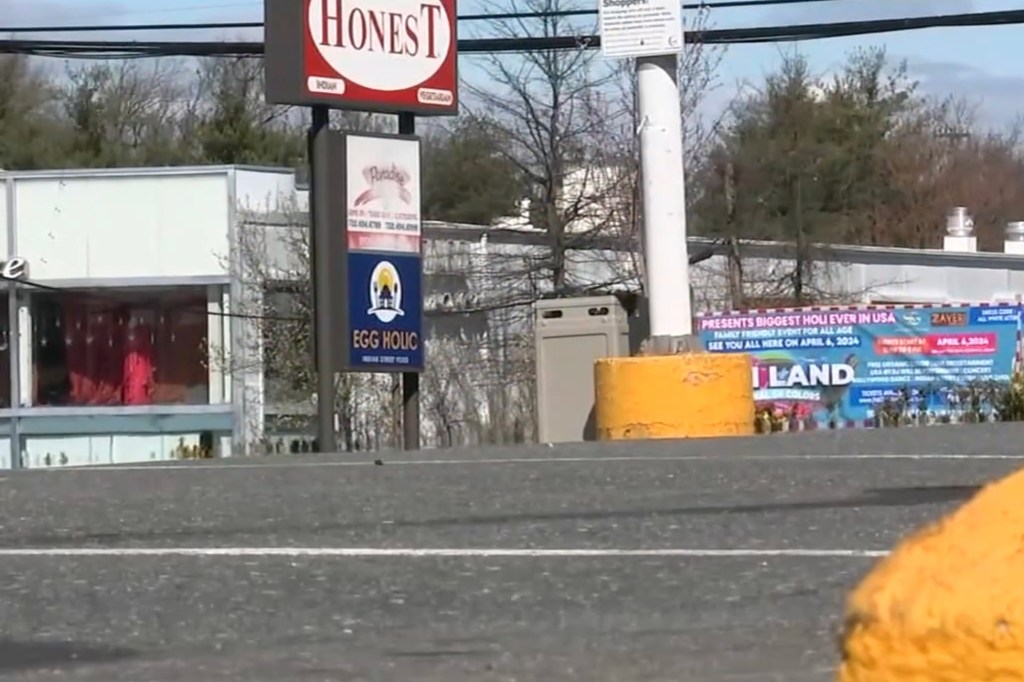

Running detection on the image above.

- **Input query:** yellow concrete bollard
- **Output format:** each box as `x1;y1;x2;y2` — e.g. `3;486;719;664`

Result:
837;465;1024;681
593;353;755;440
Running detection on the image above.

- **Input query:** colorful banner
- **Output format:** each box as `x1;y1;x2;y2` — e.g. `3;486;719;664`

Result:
697;305;1021;425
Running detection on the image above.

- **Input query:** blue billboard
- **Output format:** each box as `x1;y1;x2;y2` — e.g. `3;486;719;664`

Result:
697;304;1021;425
346;252;424;371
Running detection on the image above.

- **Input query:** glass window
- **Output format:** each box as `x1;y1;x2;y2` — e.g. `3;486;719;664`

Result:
262;283;310;405
0;297;10;409
32;288;210;407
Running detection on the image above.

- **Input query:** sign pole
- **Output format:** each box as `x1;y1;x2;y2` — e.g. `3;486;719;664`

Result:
310;104;338;453
636;53;693;345
398;111;421;451
598;0;695;350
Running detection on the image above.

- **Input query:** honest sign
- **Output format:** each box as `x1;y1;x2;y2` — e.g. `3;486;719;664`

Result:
264;0;459;115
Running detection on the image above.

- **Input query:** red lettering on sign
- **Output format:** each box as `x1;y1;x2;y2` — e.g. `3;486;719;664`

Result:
317;0;443;58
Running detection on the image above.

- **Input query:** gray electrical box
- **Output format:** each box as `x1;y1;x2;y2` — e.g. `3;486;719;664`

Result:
534;294;648;444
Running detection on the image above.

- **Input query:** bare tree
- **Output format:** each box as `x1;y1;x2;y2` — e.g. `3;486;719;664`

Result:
555;5;729;294
462;0;630;290
221;204;403;455
221;206;551;453
873;97;1024;251
59;60;194;166
0;56;69;169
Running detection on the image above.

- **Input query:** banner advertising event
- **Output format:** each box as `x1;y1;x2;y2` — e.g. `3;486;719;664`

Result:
697;304;1021;425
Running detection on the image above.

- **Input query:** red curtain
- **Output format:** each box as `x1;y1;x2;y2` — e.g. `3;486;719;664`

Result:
122;316;154;405
46;297;205;406
152;308;207;403
61;303;157;406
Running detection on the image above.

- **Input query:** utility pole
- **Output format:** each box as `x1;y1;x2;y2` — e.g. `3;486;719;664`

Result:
592;4;755;442
723;161;744;309
598;0;692;349
636;53;695;350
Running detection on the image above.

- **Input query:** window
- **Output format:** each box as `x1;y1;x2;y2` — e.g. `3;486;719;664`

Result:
262;282;310;405
32;288;210;407
0;302;10;409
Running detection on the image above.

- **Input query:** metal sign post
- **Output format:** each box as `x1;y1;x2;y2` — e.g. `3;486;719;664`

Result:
398;112;420;451
265;0;459;453
309;105;336;453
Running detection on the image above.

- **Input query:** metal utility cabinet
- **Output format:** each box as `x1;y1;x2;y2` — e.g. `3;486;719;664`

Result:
534;294;647;443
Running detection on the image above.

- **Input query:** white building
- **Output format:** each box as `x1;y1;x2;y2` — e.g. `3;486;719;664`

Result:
0;165;297;468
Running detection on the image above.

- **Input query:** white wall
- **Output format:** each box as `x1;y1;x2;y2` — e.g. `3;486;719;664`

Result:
12;170;231;280
0;178;8;259
843;262;1013;303
691;252;1024;312
234;168;301;214
23;434;201;468
559;164;629;235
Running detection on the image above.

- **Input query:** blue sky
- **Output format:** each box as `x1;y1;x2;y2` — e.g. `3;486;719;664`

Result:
3;0;1023;128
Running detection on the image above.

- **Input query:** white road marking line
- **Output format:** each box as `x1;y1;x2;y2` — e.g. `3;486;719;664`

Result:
48;450;1024;473
45;453;1024;472
0;547;889;558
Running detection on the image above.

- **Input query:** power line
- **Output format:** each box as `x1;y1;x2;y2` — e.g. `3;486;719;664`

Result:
4;275;301;323
0;8;1021;58
473;0;844;20
3;274;538;324
0;0;839;33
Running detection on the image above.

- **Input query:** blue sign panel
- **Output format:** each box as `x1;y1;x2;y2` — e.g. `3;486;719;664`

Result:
697;305;1021;426
346;252;424;371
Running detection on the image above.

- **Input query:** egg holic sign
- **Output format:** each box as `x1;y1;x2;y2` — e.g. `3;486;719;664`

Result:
265;0;458;115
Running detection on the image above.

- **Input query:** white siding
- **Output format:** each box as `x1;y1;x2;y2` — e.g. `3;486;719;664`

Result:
14;173;231;280
691;253;1024;312
234;169;300;214
0;178;9;260
22;434;201;468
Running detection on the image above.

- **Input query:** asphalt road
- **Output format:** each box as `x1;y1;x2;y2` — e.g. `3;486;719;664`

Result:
1;423;1023;681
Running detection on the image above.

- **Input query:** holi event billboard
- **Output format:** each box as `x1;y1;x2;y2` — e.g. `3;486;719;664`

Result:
697;304;1021;426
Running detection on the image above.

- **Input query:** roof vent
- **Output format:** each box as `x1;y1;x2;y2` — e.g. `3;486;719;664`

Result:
946;207;973;237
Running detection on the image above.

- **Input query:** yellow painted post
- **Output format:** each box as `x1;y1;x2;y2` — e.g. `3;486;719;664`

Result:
593;353;755;440
837;465;1024;681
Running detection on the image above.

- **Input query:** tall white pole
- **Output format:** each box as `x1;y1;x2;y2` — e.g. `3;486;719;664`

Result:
637;53;692;339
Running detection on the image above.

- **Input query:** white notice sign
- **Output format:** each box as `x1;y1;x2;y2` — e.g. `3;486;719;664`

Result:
599;0;683;59
345;135;422;254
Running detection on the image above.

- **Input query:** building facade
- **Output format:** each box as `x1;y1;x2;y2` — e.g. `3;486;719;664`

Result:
0;164;634;467
0;165;297;468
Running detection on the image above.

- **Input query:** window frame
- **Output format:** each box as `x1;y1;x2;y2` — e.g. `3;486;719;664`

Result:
24;285;217;409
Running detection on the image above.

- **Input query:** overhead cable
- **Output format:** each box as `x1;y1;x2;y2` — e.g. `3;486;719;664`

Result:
0;8;1022;58
0;0;841;34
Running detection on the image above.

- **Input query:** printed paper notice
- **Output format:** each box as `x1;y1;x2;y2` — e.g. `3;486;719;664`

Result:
599;0;683;59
